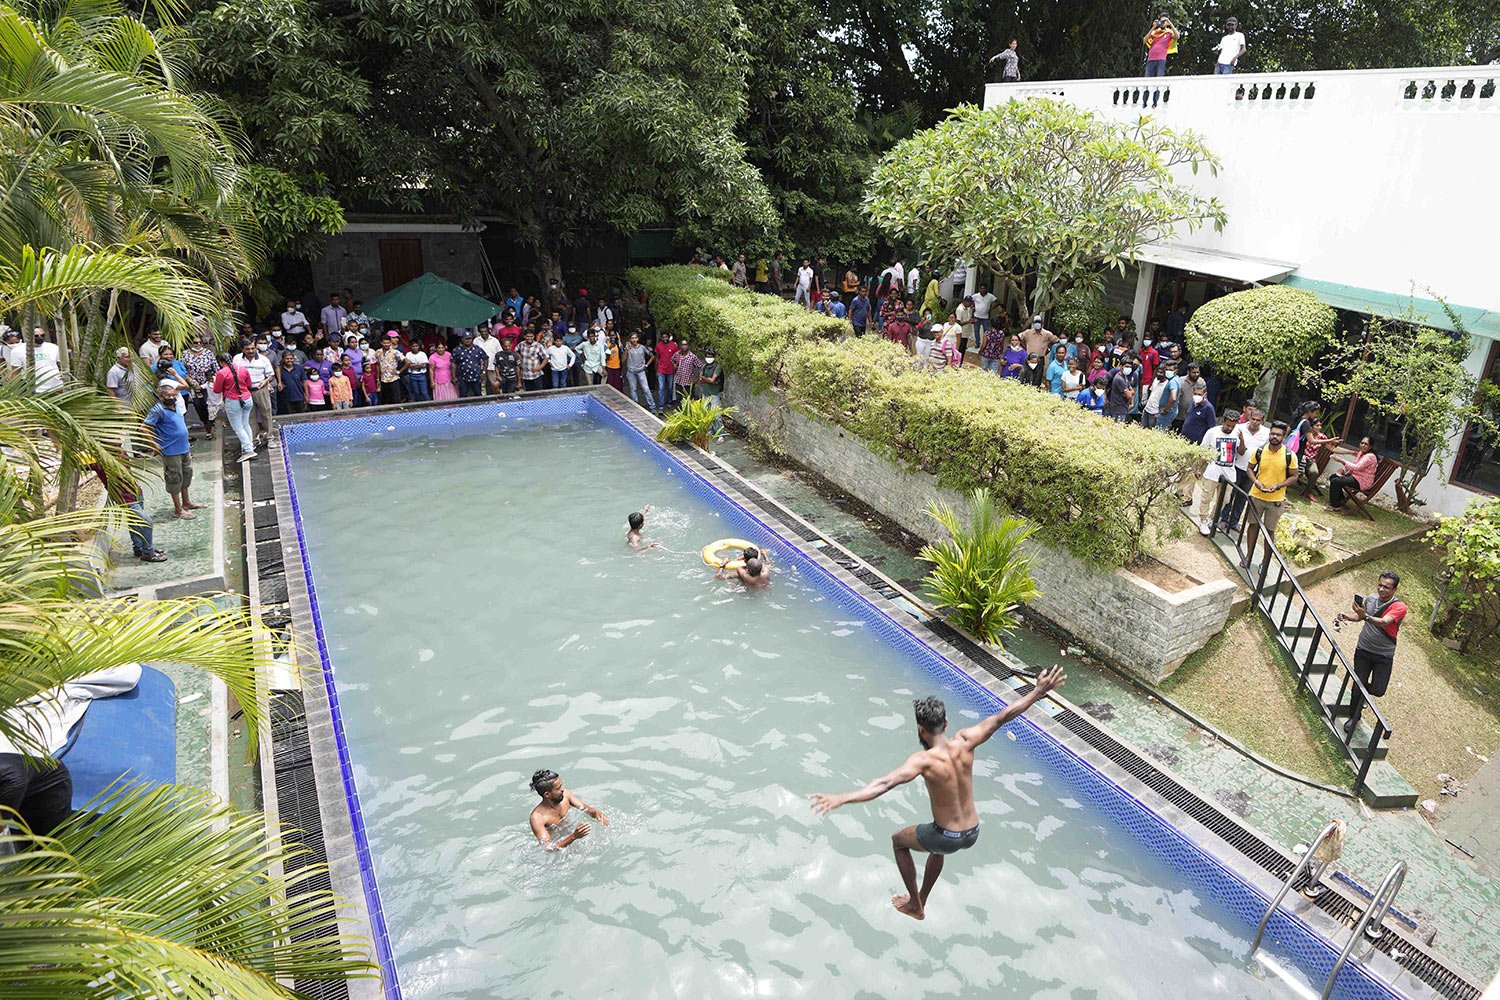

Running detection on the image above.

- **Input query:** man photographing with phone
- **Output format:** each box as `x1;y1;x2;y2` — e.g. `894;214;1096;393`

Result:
1143;14;1179;77
1335;572;1407;739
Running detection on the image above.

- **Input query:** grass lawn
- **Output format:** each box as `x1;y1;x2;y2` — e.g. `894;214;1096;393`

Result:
1304;546;1500;801
1161;612;1353;787
1278;489;1427;568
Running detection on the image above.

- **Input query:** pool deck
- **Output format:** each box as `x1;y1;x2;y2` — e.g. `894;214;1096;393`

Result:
249;387;1478;1000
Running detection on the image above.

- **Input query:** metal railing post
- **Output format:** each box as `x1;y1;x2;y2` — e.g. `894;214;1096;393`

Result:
1320;861;1406;1000
1249;821;1340;958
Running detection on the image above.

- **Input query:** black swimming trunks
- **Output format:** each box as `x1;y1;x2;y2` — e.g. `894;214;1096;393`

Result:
915;821;980;855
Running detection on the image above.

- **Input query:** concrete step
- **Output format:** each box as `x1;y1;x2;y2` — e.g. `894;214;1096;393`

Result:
1359;760;1419;809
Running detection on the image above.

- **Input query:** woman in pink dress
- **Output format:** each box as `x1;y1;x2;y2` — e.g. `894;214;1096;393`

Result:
430;342;458;401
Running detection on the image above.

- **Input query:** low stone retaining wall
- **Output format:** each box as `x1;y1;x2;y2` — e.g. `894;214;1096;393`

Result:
725;377;1236;683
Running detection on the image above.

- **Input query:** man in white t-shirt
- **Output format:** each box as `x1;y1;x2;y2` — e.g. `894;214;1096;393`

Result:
795;259;815;310
32;330;62;392
281;299;310;338
473;327;502;393
233;341;277;443
1196;408;1242;533
949;260;968;302
1220;405;1269;531
905;263;921;298
1215;18;1246;73
139;328;165;367
106;347;135;400
971;284;997;341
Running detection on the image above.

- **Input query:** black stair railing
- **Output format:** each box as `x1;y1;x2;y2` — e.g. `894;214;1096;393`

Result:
1207;480;1391;795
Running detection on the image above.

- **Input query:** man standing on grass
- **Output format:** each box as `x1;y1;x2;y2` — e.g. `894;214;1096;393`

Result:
1335;572;1407;739
1240;420;1298;569
810;667;1066;920
144;380;202;521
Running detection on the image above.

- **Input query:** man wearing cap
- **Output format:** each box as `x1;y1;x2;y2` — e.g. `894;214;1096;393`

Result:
452;331;488;397
1215;18;1246;74
1021;315;1058;359
144;380;202;520
106;347;135;400
233;340;276;443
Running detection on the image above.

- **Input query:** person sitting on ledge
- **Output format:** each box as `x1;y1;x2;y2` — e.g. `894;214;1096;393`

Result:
529;769;609;851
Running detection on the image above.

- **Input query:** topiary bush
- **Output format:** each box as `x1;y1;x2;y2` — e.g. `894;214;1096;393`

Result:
1050;282;1118;340
1184;285;1336;394
630;265;1206;566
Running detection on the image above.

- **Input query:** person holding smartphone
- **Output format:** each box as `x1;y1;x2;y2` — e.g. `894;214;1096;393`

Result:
1335;572;1407;739
1143;15;1179;77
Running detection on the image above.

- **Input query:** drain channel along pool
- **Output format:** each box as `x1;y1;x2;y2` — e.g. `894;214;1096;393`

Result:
281;397;1376;1000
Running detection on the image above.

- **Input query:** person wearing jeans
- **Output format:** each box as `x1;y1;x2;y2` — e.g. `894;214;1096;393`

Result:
212;354;256;460
624;333;654;411
655;335;679;412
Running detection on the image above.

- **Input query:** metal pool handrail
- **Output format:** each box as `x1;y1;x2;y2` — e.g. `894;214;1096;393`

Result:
1321;860;1408;1000
1249;820;1340;956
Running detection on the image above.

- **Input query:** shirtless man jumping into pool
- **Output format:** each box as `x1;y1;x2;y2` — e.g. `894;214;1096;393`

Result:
809;666;1065;920
529;769;610;851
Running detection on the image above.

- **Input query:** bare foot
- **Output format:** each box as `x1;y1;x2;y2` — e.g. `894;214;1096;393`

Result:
891;894;924;920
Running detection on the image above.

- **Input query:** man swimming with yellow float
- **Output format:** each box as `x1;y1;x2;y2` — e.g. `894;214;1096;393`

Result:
703;538;772;587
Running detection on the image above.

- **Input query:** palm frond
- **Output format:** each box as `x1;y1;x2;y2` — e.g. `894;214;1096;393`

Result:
0;782;379;997
919;489;1041;646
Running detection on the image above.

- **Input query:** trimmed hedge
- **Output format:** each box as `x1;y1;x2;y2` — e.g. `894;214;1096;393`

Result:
630;266;1205;566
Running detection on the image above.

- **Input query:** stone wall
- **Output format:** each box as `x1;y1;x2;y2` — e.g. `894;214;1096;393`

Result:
312;230;486;304
724;376;1235;683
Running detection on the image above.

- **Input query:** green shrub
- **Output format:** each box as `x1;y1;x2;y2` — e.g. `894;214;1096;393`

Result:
656;396;735;451
1184;285;1336;392
1274;512;1329;566
630;265;1206;565
1050;283;1118;340
919;490;1040;646
1430;499;1500;651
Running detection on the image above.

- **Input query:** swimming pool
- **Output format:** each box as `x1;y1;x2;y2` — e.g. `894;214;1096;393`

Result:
277;393;1421;1000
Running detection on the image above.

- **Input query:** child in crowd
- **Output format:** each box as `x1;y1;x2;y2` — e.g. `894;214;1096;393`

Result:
496;345;520;393
305;368;327;410
329;363;354;410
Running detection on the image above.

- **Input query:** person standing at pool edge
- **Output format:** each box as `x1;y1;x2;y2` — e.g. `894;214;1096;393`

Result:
529;769;609;851
810;666;1066;921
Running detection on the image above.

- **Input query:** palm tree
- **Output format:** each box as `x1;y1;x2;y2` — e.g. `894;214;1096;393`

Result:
0;387;377;994
918;488;1041;646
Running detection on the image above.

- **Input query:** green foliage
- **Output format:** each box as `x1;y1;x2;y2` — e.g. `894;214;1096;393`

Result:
1050;283;1118;340
863;100;1225;320
919;490;1040;646
1273;512;1328;567
1185;285;1336;393
1430;499;1500;651
1316;303;1499;511
238;166;344;260
656;396;736;451
631;266;1206;565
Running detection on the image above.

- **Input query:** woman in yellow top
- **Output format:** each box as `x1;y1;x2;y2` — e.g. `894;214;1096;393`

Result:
604;324;623;390
843;270;860;297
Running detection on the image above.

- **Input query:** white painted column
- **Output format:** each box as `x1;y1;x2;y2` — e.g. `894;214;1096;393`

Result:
1131;262;1156;333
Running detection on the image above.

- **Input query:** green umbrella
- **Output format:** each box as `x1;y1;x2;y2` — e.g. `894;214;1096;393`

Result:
361;272;501;328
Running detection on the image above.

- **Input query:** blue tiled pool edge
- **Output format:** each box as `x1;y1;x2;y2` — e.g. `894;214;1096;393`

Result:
274;392;1429;1000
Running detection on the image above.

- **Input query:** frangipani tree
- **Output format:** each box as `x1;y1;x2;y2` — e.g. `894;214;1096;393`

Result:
863;99;1226;320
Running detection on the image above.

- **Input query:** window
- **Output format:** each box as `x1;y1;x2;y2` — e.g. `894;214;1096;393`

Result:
1452;341;1500;495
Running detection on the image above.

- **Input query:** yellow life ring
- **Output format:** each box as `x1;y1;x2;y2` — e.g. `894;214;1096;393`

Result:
702;538;754;570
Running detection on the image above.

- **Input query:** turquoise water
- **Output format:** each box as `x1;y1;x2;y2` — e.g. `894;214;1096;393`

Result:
288;414;1300;999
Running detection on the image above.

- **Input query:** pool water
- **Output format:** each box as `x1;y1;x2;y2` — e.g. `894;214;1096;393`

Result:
286;408;1316;999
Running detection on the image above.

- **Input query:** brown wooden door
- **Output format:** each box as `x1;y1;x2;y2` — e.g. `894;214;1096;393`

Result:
379;238;424;291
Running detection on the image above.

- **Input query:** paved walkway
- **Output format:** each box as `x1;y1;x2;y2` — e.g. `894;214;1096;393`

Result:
716;433;1500;982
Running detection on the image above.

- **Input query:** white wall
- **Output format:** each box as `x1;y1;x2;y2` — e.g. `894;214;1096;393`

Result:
986;68;1500;315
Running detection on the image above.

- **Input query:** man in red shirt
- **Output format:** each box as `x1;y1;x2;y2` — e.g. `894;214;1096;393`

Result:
654;334;679;412
494;320;523;352
1335;571;1407;738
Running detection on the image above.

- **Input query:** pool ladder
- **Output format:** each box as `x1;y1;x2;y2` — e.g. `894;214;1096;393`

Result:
1249;821;1408;1000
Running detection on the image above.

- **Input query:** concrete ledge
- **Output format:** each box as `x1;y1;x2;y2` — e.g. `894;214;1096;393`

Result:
725;377;1235;683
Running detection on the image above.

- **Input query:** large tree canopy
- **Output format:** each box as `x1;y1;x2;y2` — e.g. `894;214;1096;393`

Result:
864;99;1226;318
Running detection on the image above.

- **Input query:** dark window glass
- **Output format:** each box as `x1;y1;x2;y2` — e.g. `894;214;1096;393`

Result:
1453;341;1500;495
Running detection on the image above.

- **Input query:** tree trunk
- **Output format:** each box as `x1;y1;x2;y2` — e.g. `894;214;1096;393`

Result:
532;247;564;300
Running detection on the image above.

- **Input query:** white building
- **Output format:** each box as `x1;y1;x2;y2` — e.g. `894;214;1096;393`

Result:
985;66;1500;515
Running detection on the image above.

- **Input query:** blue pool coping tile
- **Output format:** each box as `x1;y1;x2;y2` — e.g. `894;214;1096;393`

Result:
272;391;1448;1000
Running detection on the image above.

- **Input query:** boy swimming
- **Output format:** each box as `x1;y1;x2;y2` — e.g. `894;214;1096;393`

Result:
626;504;659;549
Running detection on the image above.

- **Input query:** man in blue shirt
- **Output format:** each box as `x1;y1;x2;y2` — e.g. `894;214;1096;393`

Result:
827;292;846;320
143;380;200;519
848;288;870;335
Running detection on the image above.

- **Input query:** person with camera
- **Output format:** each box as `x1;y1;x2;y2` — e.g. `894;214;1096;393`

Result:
1143;14;1179;77
1335;572;1407;739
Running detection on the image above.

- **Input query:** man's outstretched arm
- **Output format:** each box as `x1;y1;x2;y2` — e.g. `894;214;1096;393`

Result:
809;755;924;815
957;666;1066;748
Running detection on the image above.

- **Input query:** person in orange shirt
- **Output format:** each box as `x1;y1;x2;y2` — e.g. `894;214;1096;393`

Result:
328;363;354;410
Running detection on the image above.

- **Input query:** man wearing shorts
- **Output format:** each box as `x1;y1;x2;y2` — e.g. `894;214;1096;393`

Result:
810;666;1065;920
1240;420;1297;570
1336;572;1406;739
144;380;202;520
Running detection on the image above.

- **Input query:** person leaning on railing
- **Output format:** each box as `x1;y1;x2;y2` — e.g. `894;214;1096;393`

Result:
1334;572;1407;739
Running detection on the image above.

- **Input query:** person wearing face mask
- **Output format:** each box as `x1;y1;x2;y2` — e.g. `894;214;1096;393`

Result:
1104;356;1136;421
1020;352;1046;389
1021;315;1057;359
1180;377;1217;445
1069;332;1091;370
1138;334;1159;386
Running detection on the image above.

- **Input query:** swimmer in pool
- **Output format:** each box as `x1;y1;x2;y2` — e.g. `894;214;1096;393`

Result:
809;666;1066;920
626;504;659;549
529;768;610;851
717;546;771;587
